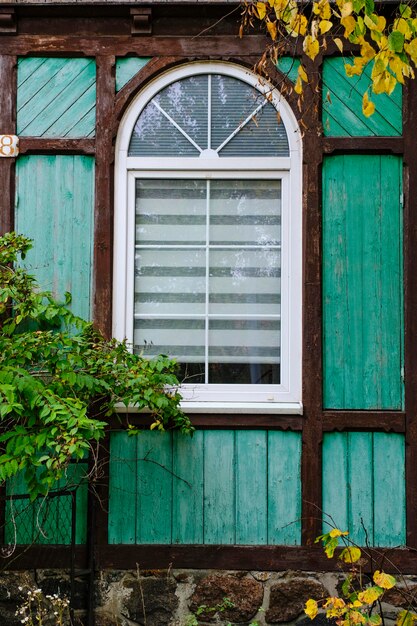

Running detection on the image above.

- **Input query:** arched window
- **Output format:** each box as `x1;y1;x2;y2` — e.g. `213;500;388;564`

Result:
114;62;302;411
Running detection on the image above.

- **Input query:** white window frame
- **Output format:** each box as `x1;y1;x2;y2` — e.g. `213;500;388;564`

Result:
113;62;302;414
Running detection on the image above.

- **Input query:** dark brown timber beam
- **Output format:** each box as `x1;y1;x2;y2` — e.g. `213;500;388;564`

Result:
323;411;406;433
0;55;16;236
19;137;95;155
323;136;404;155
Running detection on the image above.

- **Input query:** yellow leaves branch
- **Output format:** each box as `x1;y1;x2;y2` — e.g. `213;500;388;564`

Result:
248;0;417;115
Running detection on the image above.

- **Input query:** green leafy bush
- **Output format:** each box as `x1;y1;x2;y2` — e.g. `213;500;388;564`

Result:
0;232;193;499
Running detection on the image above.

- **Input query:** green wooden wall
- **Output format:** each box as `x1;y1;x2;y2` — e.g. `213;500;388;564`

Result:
323;154;403;409
322;433;406;546
5;463;88;545
322;58;402;136
108;430;302;545
17;57;96;138
15;155;95;320
115;57;150;91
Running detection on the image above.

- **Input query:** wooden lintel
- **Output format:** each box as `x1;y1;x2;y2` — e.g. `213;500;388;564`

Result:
323;136;404;155
323;411;406;433
108;413;304;431
19;137;96;155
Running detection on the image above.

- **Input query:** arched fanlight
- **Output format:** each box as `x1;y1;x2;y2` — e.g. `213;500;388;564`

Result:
128;74;290;158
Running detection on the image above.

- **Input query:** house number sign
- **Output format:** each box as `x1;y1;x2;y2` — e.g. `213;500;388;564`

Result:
0;135;19;157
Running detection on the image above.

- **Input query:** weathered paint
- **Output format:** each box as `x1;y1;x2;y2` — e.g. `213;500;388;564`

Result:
108;430;302;545
322;433;406;546
276;56;300;84
322;58;402;136
15;155;95;320
115;57;151;91
17;57;96;137
5;464;88;545
323;154;403;409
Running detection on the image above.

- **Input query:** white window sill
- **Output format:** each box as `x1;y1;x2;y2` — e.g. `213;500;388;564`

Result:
115;402;303;415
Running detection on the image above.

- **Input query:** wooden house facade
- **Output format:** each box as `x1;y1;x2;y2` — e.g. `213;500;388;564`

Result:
0;0;415;574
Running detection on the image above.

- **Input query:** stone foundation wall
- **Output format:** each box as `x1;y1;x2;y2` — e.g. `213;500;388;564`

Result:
1;568;416;626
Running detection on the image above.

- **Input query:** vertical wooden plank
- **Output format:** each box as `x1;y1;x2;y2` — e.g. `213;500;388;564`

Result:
322;433;349;533
172;431;204;544
5;473;34;545
64;461;88;545
301;54;323;544
373;433;406;546
268;431;301;545
15;155;95;319
323;155;403;409
235;431;267;545
93;55;115;338
203;431;235;544
347;433;374;545
0;55;16;235
136;431;172;544
108;431;137;544
403;78;417;548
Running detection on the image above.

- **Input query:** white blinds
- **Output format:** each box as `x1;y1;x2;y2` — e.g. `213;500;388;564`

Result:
128;74;289;158
134;179;281;385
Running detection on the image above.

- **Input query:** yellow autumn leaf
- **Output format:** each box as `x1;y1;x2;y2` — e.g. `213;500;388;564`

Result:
303;35;320;61
341;15;357;37
329;529;349;538
324;597;346;609
305;599;318;620
294;75;303;95
289;13;307;36
373;571;396;589
394;17;412;39
397;610;417;626
319;19;333;34
340;1;353;17
361;40;376;61
389;56;406;83
298;64;308;82
257;1;267;19
362;91;375;117
345;61;364;77
313;0;331;19
349;610;366;624
334;37;344;52
405;38;417;65
357;586;384;604
266;19;278;40
339;546;362;563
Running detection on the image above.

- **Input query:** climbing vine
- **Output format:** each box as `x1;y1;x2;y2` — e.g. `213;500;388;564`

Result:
242;0;417;115
0;232;192;500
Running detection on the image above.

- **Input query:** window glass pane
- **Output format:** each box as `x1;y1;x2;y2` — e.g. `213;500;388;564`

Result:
134;249;206;316
134;178;282;386
128;73;289;158
136;179;206;245
209;249;281;316
211;75;289;157
209;180;281;245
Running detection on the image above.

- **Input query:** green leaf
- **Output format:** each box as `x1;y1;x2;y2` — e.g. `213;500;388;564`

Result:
389;30;405;52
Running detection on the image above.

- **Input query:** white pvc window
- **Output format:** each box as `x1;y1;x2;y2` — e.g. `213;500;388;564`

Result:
114;63;302;412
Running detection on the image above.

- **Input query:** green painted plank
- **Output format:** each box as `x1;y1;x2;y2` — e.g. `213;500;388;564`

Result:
322;57;402;137
172;431;204;544
276;56;300;84
323;155;403;409
203;431;235;544
5;472;35;545
373;433;405;546
108;432;137;544
115;57;151;91
36;68;96;137
235;431;267;544
136;431;173;543
15;155;94;320
267;431;301;545
347;433;374;545
17;58;96;137
322;433;349;533
17;57;48;87
17;57;68;111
